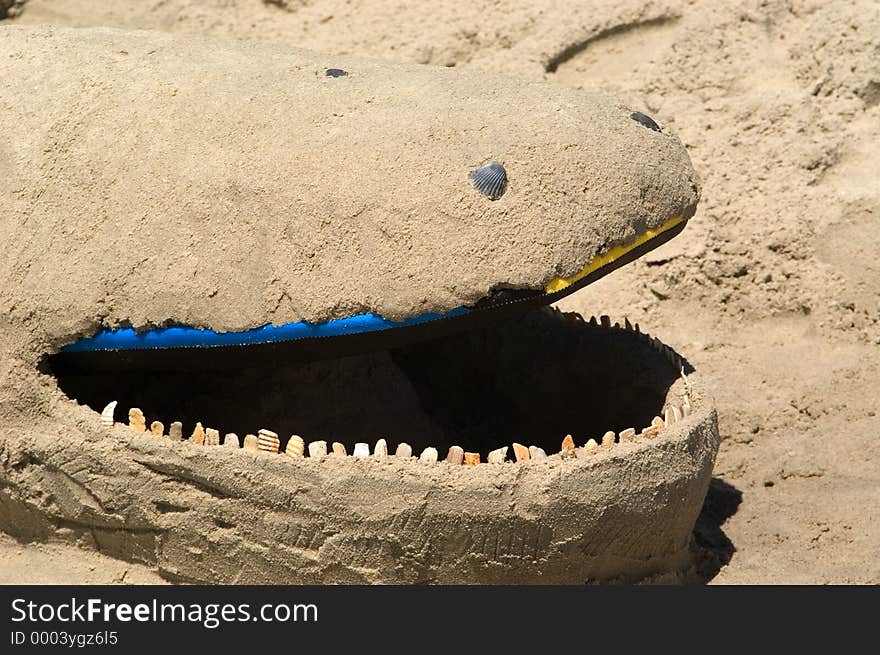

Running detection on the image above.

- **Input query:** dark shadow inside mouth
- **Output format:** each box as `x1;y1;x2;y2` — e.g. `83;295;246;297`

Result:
47;308;682;456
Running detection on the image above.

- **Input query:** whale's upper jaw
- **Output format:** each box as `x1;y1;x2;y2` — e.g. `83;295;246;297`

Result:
1;25;700;352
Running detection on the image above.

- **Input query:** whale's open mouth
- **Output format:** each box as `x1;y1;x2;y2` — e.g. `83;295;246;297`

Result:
45;218;693;466
12;215;715;585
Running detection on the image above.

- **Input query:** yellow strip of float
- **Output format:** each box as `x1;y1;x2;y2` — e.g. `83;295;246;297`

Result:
544;216;685;294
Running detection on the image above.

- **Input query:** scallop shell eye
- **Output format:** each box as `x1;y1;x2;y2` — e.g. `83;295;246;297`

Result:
630;111;661;132
468;162;508;200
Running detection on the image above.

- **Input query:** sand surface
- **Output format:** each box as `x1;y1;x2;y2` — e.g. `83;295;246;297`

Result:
3;0;879;583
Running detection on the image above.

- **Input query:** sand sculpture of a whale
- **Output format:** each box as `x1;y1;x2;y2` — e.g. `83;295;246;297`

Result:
0;26;718;583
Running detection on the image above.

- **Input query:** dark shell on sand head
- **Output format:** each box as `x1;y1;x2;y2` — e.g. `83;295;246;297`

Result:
631;111;661;132
468;162;508;200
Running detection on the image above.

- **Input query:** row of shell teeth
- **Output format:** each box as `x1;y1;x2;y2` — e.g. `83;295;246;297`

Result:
567;311;690;380
99;397;693;464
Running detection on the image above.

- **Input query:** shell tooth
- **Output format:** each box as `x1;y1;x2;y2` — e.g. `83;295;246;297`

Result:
353;442;370;458
394;443;412;458
468;162;507;200
682;397;691;417
652;416;665;430
619;428;636;442
204;428;220;446
285;435;304;458
624;317;633;331
191;422;205;445
577;439;599;458
223;433;240;448
445;445;464;465
512;442;530;462
634;323;641;333
600;315;611;328
128;408;146;433
257;429;280;454
100;401;117;427
418;447;438;463
332;442;347;456
561;434;575;451
463;452;481;466
169;421;183;441
150;420;164;437
588;316;598;326
672;405;682;422
307;440;327;458
528;446;547;461
601;431;616;448
487;446;508;464
243;434;259;452
374;438;388;459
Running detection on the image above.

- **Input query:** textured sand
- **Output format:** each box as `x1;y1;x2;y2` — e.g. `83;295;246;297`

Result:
3;0;880;583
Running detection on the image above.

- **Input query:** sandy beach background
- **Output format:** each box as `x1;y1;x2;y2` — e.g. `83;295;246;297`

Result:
1;0;878;583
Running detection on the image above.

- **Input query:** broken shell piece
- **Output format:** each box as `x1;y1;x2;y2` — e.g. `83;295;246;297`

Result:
257;429;280;454
512;443;530;462
395;443;412;458
528;446;547;461
487;446;508;464
169;421;183;441
224;433;240;448
285;435;304;459
619;428;636;442
332;442;347;456
561;435;575;451
353;442;370;458
308;440;328;458
601;431;616;448
150;421;164;437
374;438;388;459
463;452;480;466
205;428;220;446
652;416;665;430
128;408;146;433
100;401;117;428
419;447;438;463
191;422;205;445
243;434;259;452
445;445;464;465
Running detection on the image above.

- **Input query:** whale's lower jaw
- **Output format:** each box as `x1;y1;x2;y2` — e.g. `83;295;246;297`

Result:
2;308;719;583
